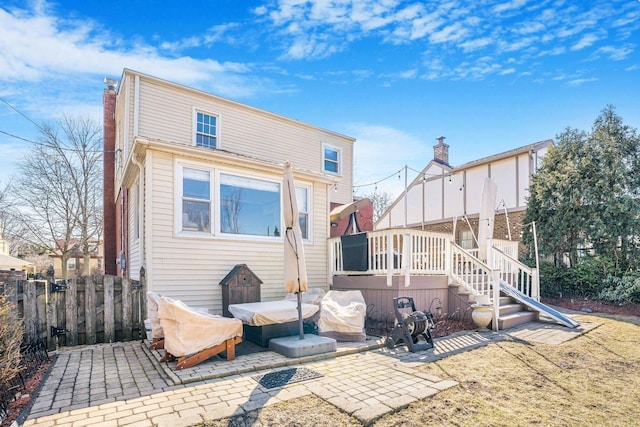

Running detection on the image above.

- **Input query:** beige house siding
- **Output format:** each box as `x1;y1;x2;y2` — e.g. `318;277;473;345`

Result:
122;71;354;204
141;150;330;312
114;69;354;312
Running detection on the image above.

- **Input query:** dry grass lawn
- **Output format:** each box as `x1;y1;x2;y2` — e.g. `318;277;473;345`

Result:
201;313;640;427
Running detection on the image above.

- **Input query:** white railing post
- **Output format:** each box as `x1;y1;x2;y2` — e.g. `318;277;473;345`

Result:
532;268;540;301
386;230;393;287
445;239;452;279
488;244;500;331
404;231;411;287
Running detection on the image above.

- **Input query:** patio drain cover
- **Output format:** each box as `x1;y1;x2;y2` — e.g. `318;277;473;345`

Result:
253;367;323;389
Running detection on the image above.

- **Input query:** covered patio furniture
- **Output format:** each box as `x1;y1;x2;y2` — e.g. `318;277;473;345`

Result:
158;296;243;369
146;292;165;350
317;290;367;342
227;294;321;347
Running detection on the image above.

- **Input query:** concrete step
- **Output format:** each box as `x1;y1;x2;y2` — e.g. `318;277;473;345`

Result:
499;296;513;305
498;311;539;329
499;303;527;316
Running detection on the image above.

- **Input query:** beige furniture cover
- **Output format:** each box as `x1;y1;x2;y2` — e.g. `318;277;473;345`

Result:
158;297;243;357
146;292;164;340
227;300;319;326
318;290;367;341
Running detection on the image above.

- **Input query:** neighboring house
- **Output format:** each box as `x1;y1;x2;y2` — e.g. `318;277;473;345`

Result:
49;239;104;275
0;227;33;276
103;69;356;312
375;137;553;251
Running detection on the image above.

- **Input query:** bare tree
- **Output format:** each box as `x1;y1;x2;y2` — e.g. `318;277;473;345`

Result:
9;115;103;278
363;190;394;223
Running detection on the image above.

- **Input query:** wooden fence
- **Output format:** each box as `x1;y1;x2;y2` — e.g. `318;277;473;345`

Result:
1;269;147;351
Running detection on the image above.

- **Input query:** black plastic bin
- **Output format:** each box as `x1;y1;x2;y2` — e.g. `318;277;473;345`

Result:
340;233;369;271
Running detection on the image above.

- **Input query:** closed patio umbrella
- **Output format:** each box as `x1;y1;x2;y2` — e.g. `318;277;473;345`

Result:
283;161;308;339
477;177;497;263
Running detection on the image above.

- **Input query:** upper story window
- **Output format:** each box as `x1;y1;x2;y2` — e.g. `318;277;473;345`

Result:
182;167;211;232
195;111;218;149
220;174;281;237
67;258;77;271
323;144;341;174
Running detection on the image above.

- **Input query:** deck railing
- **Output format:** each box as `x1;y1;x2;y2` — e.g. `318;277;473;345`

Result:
328;229;451;286
330;231;537;307
449;241;494;298
330;230;539;332
490;246;539;301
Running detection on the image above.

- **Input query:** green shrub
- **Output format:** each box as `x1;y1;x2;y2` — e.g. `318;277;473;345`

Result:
598;275;640;304
0;294;24;388
539;257;613;298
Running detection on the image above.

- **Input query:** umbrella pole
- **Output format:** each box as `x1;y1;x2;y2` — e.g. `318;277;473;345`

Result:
297;285;304;339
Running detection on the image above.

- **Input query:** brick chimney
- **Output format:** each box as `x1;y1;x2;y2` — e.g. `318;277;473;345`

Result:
103;79;117;275
433;136;449;166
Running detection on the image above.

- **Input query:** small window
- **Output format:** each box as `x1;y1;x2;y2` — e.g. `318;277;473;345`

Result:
460;230;475;249
195;111;217;149
182;167;211;232
296;186;309;239
67;258;77;271
323;145;340;174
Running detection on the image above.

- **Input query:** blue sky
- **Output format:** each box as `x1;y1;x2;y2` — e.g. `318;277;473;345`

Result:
1;0;639;197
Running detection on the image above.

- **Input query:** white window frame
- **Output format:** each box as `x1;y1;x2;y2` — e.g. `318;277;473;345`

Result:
295;184;312;242
322;143;341;175
174;160;314;242
175;162;215;237
192;108;220;149
67;258;77;271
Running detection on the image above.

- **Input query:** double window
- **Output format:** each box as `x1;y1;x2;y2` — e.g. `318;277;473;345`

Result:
178;164;310;240
194;111;218;149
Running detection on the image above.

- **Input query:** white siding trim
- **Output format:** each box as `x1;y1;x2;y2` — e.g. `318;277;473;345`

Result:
133;75;140;137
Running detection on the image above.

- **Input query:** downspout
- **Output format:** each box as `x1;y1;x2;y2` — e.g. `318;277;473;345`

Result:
131;153;145;276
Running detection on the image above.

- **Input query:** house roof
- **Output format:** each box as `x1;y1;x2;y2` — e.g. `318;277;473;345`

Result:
453;139;553;171
0;253;33;269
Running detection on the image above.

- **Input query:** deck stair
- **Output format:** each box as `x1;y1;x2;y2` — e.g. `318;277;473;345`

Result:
497;295;539;329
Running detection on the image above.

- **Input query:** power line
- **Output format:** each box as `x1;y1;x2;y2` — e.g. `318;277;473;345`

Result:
0;129;110;154
0;96;47;134
0;97;110;154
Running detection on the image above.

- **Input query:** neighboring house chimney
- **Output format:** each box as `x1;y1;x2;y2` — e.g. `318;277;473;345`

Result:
103;78;117;275
433;136;449;166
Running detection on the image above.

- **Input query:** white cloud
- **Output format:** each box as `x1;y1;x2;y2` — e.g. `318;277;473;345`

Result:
567;77;598;86
593;45;634;61
571;33;600;51
493;0;529;14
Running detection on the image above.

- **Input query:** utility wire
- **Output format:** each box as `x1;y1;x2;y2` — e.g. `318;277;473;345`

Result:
0;97;112;154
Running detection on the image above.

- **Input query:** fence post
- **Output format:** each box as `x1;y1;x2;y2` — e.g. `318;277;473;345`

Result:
122;278;132;341
140;267;147;341
104;275;115;343
84;276;96;345
23;280;37;342
65;277;77;346
45;266;57;350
